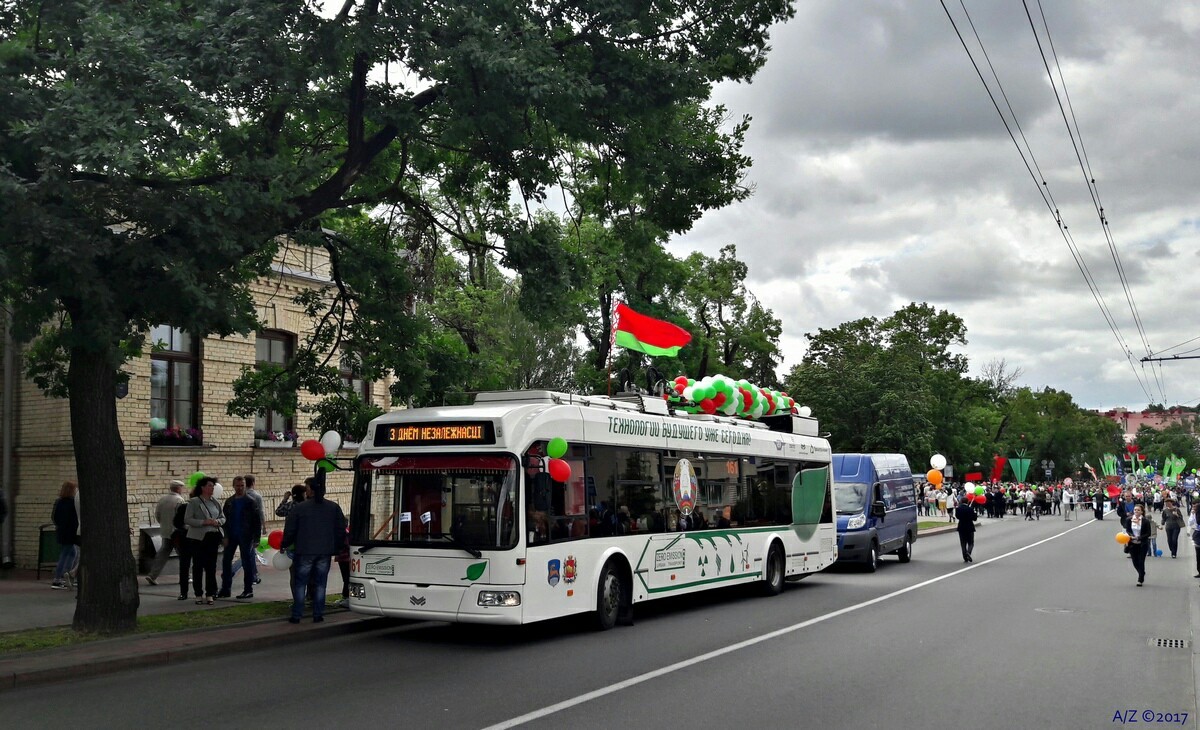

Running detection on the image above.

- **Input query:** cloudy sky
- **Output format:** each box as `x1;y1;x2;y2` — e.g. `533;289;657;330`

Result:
669;1;1200;411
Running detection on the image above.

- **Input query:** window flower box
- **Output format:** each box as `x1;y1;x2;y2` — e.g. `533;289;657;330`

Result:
254;430;297;448
151;427;203;447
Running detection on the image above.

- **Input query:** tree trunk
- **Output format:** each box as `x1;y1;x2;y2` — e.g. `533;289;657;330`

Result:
68;344;139;634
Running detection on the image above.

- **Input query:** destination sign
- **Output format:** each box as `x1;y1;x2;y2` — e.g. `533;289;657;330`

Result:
373;421;496;447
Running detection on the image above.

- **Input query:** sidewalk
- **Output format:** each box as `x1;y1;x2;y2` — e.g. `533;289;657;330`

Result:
0;556;394;692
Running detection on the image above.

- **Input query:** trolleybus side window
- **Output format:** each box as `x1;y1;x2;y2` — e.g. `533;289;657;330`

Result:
736;458;795;527
585;445;665;536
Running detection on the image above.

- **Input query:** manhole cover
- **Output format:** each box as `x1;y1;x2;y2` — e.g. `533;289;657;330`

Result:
1035;607;1079;614
1150;638;1189;649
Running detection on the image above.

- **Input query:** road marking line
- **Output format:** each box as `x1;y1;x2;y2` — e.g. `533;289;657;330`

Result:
482;519;1097;730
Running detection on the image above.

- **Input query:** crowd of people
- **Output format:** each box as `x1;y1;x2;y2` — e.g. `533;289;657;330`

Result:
920;479;1200;587
49;473;348;623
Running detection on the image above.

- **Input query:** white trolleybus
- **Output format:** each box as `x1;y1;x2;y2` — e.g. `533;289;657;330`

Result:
346;390;836;629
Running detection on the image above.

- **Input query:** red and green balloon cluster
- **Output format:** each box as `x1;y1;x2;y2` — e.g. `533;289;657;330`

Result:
546;437;572;482
666;374;796;419
963;482;987;504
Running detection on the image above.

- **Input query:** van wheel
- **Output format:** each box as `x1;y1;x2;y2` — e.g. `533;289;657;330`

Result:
865;542;879;573
761;544;785;596
897;533;913;563
595;562;623;631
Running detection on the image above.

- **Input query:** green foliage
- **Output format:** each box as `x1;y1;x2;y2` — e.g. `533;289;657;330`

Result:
1133;421;1200;474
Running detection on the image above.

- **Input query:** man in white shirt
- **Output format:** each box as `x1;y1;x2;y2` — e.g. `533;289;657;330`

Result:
146;480;187;585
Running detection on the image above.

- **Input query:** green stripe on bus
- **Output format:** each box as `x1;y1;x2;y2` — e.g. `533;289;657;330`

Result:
643;571;762;594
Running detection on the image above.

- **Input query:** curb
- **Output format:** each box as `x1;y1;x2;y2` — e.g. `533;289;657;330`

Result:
0;614;396;693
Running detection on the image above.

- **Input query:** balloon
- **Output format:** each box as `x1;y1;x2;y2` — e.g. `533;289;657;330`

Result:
698;398;716;414
1115;532;1130;545
963;482;975;492
1063;477;1073;486
682;387;695;401
300;439;325;461
798;406;812;417
548;458;571;482
1155;549;1163;557
187;471;206;488
213;483;225;501
926;469;944;486
319;430;343;454
547;437;568;459
930;454;947;470
317;458;337;473
272;551;292;570
259;536;270;552
268;529;284;550
975;486;985;496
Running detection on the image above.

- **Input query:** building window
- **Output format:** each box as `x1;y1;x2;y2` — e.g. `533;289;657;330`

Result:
150;325;201;445
340;352;370;402
254;330;295;436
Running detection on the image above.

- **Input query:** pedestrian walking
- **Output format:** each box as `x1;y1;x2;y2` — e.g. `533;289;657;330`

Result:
175;486;199;600
945;490;957;522
955;496;977;562
282;476;345;624
1122;504;1151;586
1189;505;1200;579
219;476;262;600
1162;500;1184;559
146;480;187;585
185;477;226;605
244;474;267;580
50;481;79;589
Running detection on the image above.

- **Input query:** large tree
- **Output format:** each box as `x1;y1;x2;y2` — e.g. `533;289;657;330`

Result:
0;0;792;632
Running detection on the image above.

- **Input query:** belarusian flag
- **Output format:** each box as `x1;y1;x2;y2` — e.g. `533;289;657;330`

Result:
613;302;691;357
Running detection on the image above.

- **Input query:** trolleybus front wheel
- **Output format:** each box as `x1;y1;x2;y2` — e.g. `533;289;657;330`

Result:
595;561;625;631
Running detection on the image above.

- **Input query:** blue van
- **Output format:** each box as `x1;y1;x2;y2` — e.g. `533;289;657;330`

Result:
833;454;918;571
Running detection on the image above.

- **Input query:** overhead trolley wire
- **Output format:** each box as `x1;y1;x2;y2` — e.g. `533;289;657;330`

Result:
1024;0;1164;404
939;0;1156;406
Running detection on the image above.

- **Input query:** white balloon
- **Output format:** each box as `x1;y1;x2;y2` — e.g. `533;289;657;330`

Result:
797;406;812;417
320;430;343;454
963;481;975;492
213;483;225;501
930;454;947;470
682;387;695;401
272;551;293;570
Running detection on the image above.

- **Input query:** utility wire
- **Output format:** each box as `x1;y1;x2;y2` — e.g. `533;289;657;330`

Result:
939;0;1155;405
1025;0;1164;404
1152;333;1200;357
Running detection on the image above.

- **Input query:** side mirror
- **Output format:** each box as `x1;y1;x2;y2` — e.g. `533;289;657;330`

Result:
871;501;886;519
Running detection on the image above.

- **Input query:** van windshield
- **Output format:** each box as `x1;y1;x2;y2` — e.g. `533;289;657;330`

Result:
834;482;869;514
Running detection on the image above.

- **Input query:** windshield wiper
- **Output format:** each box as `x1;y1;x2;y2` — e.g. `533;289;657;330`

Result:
440;535;482;558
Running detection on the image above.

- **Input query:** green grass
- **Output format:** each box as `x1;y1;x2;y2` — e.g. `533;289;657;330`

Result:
0;599;340;656
918;521;952;531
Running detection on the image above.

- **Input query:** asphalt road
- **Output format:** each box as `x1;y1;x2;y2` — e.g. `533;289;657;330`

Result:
5;514;1197;730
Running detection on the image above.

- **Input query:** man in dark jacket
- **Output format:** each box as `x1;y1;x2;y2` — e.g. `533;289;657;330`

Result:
283;475;346;623
955;498;978;563
220;476;262;600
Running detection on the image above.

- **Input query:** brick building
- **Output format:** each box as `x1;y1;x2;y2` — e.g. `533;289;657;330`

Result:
1096;407;1198;443
0;244;393;569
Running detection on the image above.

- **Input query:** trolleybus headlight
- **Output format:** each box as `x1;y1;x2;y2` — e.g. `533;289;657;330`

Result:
350;582;366;599
477;591;521;607
847;514;867;530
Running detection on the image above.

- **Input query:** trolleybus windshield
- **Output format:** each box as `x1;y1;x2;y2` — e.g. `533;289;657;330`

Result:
351;454;519;552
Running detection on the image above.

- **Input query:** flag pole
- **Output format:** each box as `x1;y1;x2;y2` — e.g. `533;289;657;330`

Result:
606;298;619;396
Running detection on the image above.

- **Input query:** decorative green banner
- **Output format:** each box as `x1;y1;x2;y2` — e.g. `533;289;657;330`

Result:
1009;458;1031;483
